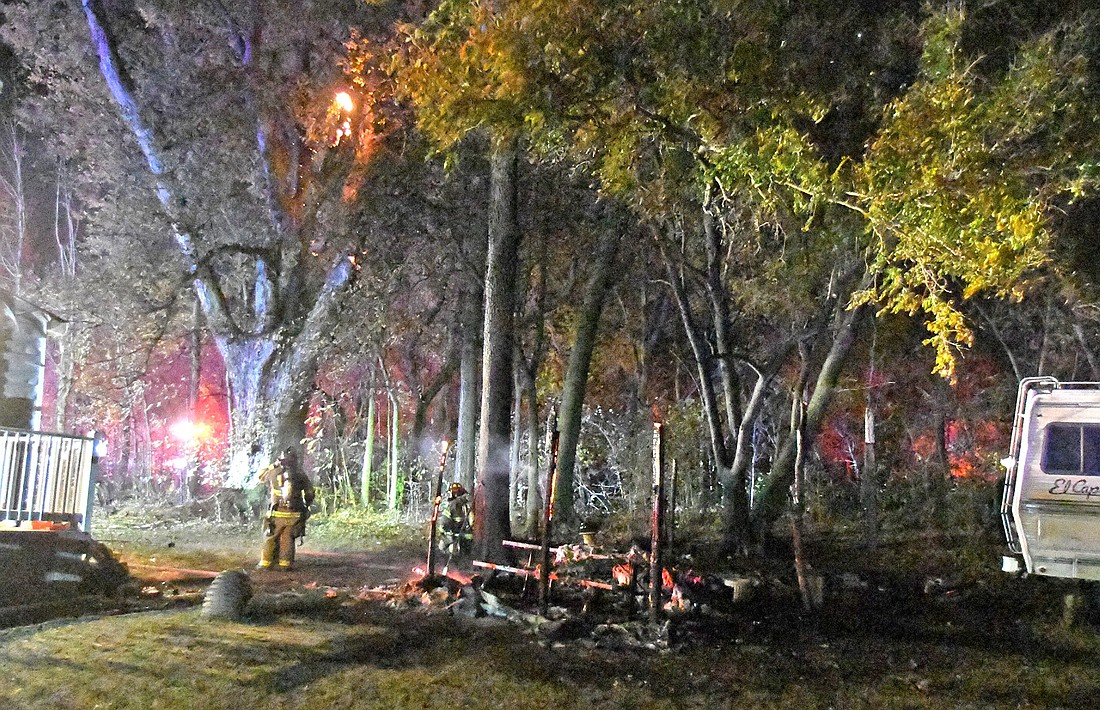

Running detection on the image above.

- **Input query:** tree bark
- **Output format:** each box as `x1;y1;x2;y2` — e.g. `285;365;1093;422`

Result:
628;286;669;416
1073;319;1100;380
183;296;202;501
52;178;79;432
523;372;541;538
659;234;731;480
725;357;789;553
475;135;521;562
412;360;458;445
0;123;27;294
554;224;621;529
752;303;868;536
82;1;363;486
702;210;742;440
387;390;400;511
360;384;376;506
455;285;482;492
659;229;746;543
509;359;524;529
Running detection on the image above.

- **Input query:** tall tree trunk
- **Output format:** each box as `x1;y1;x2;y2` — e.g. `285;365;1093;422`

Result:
53;329;75;432
658;231;743;543
183;296;202;502
555;225;621;529
509;360;523;529
703;210;742;441
628;285;668;416
511;231;550;537
0;123;27;293
455;286;482;492
1073;320;1100;380
930;375;950;494
360;384;376;506
523;377;541;539
659;234;731;480
791;392;806;514
130;382;153;492
52;178;79;432
725;347;795;552
83;1;362;487
752;304;867;536
387;390;400;511
475;135;521;562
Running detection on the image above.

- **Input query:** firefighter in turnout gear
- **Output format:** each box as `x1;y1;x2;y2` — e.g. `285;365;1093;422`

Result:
258;447;315;569
440;482;472;561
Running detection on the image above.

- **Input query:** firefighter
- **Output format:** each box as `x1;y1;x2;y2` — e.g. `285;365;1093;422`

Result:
257;447;315;570
440;482;472;560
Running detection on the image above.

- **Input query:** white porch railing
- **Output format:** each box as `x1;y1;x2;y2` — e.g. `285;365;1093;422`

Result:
0;428;96;533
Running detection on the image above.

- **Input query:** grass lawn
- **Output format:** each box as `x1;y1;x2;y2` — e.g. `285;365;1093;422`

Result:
3;590;1100;709
6;507;1100;708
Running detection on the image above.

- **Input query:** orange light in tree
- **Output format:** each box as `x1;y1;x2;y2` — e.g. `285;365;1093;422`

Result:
332;91;354;145
171;419;210;446
334;91;354;112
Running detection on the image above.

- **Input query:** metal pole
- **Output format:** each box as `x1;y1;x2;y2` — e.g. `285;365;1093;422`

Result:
426;440;451;577
539;410;560;616
649;420;665;624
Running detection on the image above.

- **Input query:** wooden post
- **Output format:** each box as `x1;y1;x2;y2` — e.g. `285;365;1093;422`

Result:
863;405;879;548
425;441;451;578
539;410;560;616
649;421;665;624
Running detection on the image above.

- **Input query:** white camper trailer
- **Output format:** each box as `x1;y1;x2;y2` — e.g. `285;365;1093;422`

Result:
1002;377;1100;579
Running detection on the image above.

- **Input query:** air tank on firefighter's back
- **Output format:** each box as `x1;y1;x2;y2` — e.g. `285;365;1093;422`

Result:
1002;377;1100;579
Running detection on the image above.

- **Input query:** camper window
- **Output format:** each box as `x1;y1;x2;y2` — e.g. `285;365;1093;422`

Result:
1042;423;1100;475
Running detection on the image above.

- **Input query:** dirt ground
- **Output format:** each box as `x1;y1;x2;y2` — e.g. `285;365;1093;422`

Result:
95;518;429;599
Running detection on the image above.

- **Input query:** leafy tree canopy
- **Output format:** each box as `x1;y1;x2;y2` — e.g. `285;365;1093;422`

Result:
397;0;1100;377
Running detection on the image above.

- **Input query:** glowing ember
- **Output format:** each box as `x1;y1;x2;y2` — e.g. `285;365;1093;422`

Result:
612;563;633;587
667;584;692;612
443;568;474;586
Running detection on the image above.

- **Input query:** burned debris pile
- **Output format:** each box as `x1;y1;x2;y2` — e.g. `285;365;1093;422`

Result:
390;536;764;652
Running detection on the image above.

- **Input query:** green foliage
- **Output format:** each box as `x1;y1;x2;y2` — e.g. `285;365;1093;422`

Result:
853;9;1100;377
397;1;1100;380
393;0;527;149
708;122;835;223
